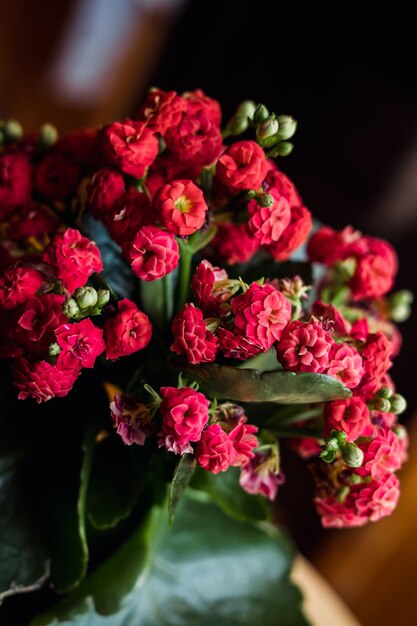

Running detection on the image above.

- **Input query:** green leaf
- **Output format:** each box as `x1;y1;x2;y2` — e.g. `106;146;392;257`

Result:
191;466;271;523
0;453;49;604
31;496;310;626
171;361;352;404
140;273;175;330
87;437;141;530
168;454;196;523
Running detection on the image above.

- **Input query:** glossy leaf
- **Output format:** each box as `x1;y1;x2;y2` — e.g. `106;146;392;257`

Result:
168;454;196;523
31;496;310;626
172;361;352;404
0;453;49;604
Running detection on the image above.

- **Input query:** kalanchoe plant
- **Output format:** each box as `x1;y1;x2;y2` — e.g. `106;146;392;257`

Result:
0;88;411;625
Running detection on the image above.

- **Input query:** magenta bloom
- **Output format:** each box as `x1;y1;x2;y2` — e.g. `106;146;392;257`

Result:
102;120;158;178
15;294;66;355
232;283;291;351
56;319;105;369
239;452;285;501
86;167;125;220
324;397;373;442
358;427;408;479
195;423;236;474
158;386;209;455
216;140;268;191
129;225;179;281
229;422;259;466
171;304;218;364
110;393;152;446
104;299;152;360
0;265;44;309
191;260;230;315
153;179;208;236
12;358;79;403
247;190;291;245
217;328;262;360
326;343;364;389
276;320;333;373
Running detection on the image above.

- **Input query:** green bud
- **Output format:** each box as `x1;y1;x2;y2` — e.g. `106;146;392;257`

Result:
336;431;347;446
349;473;363;485
375;386;393;400
268;141;294;157
39;123;58;148
4;119;23;142
237;100;257;120
256;117;279;144
253;104;270;124
336;485;350;502
276;115;297;140
48;342;61;357
341;443;364;468
74;286;98;309
96;289;110;307
389;393;407;415
372;397;391;413
63;298;80;318
389;290;413;323
223;100;257;136
320;448;337;463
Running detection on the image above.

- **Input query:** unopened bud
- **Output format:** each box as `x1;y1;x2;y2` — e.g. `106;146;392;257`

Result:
390;393;407;415
268;141;294;157
39;123;58;148
256;117;279;147
375;386;393;400
246;190;274;207
4;119;23;142
48;342;61;357
224;100;256;136
276;115;297;140
372;397;391;413
341;443;364;468
96;289;110;307
74;286;98;309
320;448;337;463
253;104;270;123
389;289;413;323
63;298;80;318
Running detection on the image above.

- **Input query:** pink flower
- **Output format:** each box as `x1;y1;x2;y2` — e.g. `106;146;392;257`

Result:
264;161;301;205
311;301;351;337
44;228;103;294
326;343;364;389
323;397;373;442
14;294;66;355
358;427;407;479
216;140;268;191
101;120;158;178
153;179;208;236
247;190;291;245
239;452;285;500
191;260;230;315
158;386;209;454
110;393;153;445
232;283;291;351
358;331;393;398
276;320;333;373
350;239;397;300
56;319;105;369
0;266;44;309
105;189;152;249
217;328;263;360
355;473;400;523
171;304;218;364
129;225;179;281
165;109;222;167
308;226;367;266
212;223;260;265
195;424;236;474
229;422;259;466
104;298;152;360
86;167;125;220
265;204;312;261
12;358;79;403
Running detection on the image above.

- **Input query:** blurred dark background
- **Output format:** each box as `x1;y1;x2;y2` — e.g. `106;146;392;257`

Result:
1;2;416;624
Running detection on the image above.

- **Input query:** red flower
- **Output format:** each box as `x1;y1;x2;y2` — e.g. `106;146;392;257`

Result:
7;203;58;241
165;109;222;167
56;319;105;369
102;120;158;178
350;239;397;300
0;266;44;309
217;328;262;360
105;189;152;249
358;427;407;479
308;226;367;266
129;225;179;281
55;129;100;170
212;223;260;265
216;140;268;191
86;167;125;220
323;397;373;442
136;89;186;134
265;205;312;261
104;298;152;360
12;358;79;403
0;153;32;218
358;331;392;398
195;424;236;474
232;283;291;351
326;343;364;389
276;320;333;373
247;190;291;245
191;260;230;315
171;304;218;364
311;301;351;337
158;386;209;455
14;294;66;354
229;422;259;466
264;161;301;206
153;179;208;236
183;89;222;125
35;152;80;201
44;228;103;294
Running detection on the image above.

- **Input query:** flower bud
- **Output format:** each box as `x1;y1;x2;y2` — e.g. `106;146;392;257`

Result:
320;448;337;463
224;101;256;136
390;393;407;415
253;104;270;124
39;123;58;148
375;386;393;400
276;115;297;140
246;190;274;207
341;443;364;468
389;289;413;323
268;141;294;157
4;119;23;142
63;298;80;318
96;289;110;307
256;117;279;147
372;397;391;413
74;286;98;309
48;342;61;357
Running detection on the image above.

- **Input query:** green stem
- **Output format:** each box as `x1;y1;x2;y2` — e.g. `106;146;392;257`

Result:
176;240;193;313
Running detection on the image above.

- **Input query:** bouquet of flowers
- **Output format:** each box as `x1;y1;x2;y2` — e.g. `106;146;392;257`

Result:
0;89;411;626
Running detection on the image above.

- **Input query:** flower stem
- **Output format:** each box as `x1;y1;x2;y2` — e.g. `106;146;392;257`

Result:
176;240;193;313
